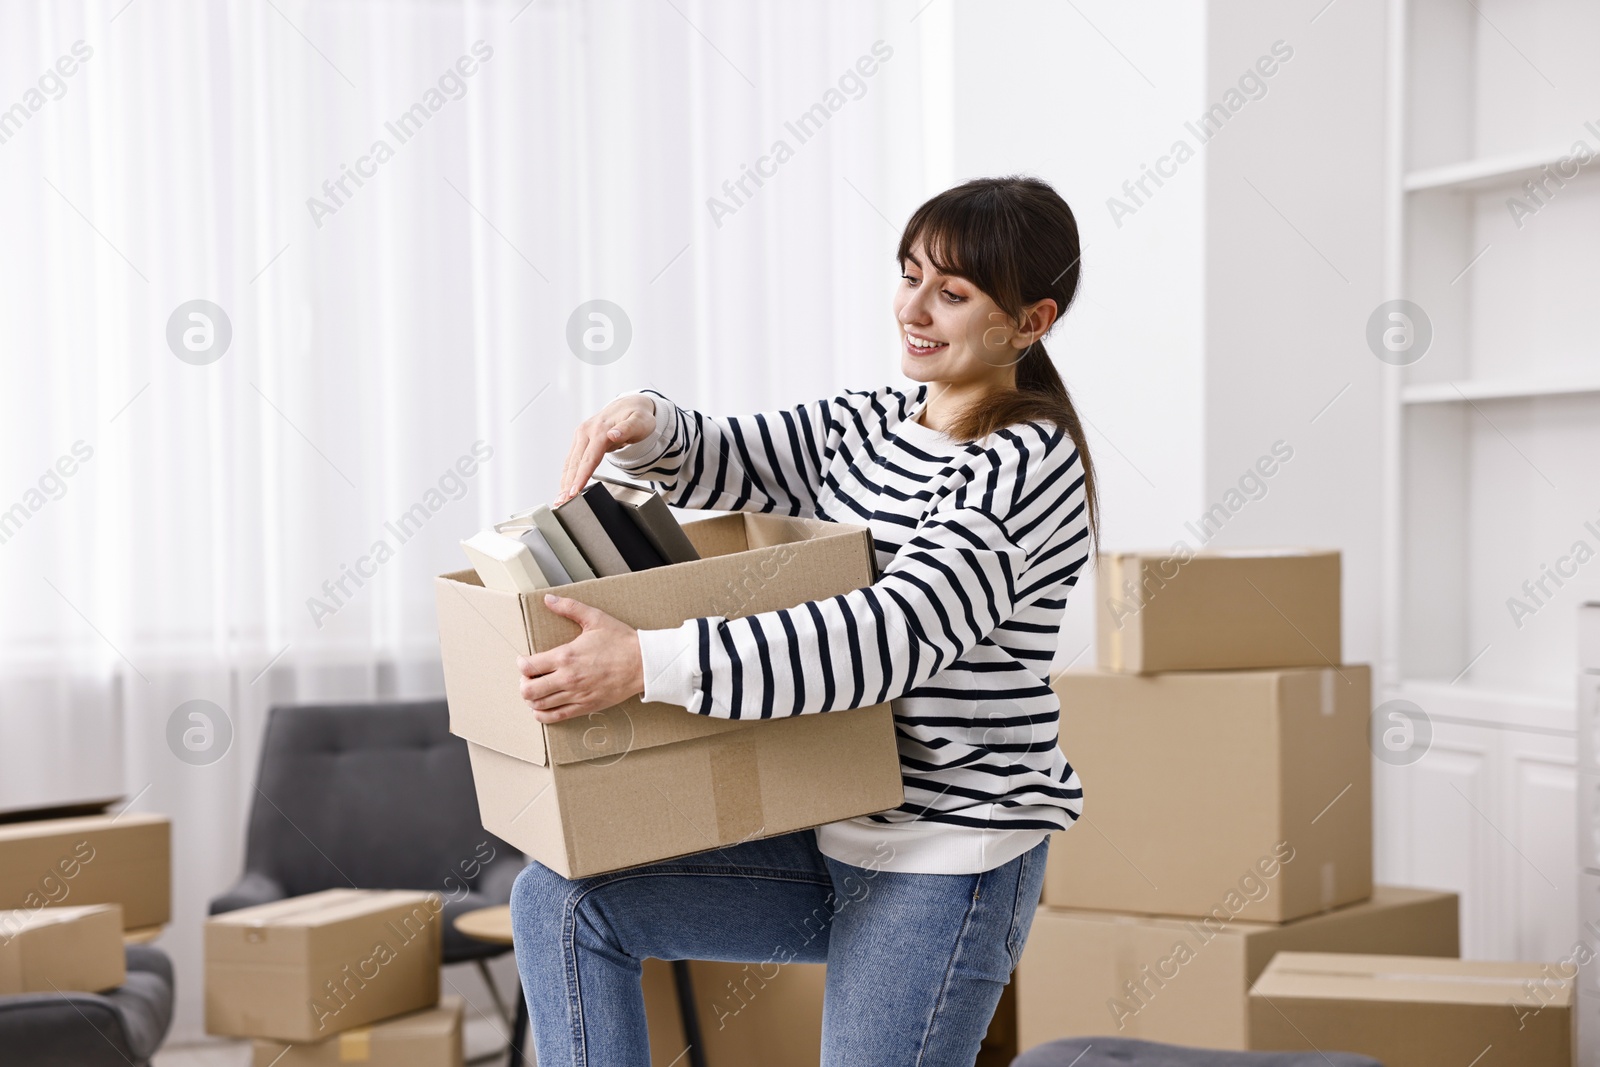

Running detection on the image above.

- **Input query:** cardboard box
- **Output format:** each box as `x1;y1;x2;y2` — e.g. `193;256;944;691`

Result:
0;813;170;928
437;512;904;878
1248;952;1572;1065
206;889;441;1042
1046;665;1372;921
0;903;126;994
251;996;463;1067
647;958;1014;1066
1098;549;1341;673
1016;885;1459;1051
693;960;827;1065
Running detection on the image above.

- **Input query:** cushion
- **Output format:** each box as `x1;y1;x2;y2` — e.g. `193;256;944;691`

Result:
1014;1037;1384;1067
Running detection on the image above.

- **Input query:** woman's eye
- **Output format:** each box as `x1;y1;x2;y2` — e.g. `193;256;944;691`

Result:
943;290;964;303
901;273;919;285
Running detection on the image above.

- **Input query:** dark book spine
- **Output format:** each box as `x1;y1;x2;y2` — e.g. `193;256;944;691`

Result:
581;482;667;571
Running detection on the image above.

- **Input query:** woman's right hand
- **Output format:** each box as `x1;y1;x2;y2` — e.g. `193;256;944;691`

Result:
556;393;658;504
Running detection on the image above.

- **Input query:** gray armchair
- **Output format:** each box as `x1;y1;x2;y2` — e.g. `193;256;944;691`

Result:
0;944;176;1067
1013;1038;1385;1066
210;700;526;1044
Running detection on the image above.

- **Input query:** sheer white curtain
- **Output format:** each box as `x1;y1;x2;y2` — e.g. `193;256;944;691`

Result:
0;0;944;1040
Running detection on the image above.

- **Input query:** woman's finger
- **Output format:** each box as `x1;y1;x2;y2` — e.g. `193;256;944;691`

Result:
560;423;594;501
569;429;612;498
531;703;585;724
520;672;565;705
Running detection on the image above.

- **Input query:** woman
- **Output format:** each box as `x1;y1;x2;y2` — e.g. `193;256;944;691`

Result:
510;175;1098;1066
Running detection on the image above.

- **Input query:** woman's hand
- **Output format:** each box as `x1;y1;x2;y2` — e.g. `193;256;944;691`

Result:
517;594;645;723
556;393;658;504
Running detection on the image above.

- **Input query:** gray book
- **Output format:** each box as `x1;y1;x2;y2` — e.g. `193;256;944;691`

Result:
596;476;701;564
532;504;597;582
552;490;631;578
516;526;572;585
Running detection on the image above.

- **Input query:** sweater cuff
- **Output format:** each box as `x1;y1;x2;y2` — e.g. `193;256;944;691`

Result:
638;619;701;710
609;392;674;469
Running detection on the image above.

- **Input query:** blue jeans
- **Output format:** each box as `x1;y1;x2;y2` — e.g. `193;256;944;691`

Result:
509;828;1050;1066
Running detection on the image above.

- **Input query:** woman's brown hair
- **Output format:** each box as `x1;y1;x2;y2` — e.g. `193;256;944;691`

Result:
896;175;1099;547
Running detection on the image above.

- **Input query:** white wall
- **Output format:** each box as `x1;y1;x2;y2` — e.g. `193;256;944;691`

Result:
1200;1;1389;671
948;0;1210;669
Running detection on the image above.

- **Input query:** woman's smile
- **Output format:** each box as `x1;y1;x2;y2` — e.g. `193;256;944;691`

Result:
903;328;949;357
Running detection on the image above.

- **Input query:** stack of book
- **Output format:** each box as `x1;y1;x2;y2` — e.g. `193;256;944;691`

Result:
460;476;700;592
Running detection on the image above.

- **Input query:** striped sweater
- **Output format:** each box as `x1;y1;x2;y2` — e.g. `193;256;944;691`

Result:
609;383;1090;874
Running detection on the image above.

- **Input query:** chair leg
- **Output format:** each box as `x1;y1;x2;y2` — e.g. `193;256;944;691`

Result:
475;958;516;1028
509;994;529;1066
672;960;709;1067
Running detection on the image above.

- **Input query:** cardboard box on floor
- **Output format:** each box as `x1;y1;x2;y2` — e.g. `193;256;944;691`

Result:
0;813;170;928
251;996;463;1067
644;958;1014;1066
0;903;125;994
1015;885;1459;1051
1046;664;1372;922
1098;549;1341;673
437;512;905;879
1248;952;1572;1065
206;889;441;1043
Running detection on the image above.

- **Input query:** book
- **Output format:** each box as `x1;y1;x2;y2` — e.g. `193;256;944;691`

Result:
510;524;572;586
460;530;550;593
531;504;597;582
554;482;666;575
595;476;701;564
551;487;633;577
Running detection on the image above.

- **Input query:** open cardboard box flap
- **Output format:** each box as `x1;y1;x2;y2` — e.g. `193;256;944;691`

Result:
437;511;880;768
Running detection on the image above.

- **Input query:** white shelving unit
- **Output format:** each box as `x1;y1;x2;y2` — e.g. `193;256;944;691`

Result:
1581;604;1600;1063
1379;1;1600;1051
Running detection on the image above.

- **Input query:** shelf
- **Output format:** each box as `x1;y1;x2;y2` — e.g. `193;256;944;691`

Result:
1404;145;1598;193
1401;376;1600;405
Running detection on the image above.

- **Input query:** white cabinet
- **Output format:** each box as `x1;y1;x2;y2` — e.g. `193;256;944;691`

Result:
1376;709;1576;961
1580;605;1600;1064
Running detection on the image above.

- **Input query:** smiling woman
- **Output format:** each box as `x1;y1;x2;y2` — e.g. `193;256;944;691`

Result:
510;175;1101;1067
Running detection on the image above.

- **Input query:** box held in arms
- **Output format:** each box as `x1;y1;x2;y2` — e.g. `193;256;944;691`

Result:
436;512;905;878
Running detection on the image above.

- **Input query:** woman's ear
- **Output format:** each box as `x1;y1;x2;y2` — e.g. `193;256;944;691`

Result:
1014;297;1058;348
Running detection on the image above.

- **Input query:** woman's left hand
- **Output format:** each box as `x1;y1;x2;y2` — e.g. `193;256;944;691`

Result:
517;594;645;723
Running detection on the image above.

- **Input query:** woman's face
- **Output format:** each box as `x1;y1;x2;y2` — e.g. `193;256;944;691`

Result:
894;238;1039;391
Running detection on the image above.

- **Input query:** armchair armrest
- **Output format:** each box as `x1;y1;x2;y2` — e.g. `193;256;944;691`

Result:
209;871;287;915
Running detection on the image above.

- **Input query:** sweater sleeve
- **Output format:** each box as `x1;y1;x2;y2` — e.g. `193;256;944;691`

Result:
606;386;911;518
638;421;1091;717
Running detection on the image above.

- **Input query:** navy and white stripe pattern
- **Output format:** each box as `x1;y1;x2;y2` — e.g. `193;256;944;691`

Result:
614;383;1088;834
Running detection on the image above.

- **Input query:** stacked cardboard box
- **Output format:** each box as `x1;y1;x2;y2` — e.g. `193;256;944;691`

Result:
206;889;459;1065
0;903;126;994
1247;952;1573;1065
0;811;172;930
1017;886;1459;1047
250;996;465;1067
1012;548;1470;1053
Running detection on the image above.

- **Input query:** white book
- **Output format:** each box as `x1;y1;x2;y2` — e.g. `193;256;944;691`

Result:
460;530;550;593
